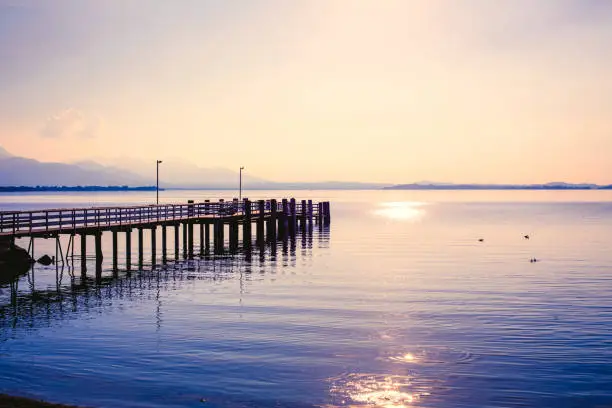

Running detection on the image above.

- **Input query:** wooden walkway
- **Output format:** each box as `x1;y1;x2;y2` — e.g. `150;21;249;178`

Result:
0;198;331;274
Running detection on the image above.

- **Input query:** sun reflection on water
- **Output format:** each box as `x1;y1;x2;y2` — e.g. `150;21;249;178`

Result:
373;202;426;221
385;346;475;365
402;353;415;362
329;373;431;407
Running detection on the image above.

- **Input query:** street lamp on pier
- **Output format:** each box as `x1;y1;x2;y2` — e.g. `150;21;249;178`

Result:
239;166;245;202
156;160;163;205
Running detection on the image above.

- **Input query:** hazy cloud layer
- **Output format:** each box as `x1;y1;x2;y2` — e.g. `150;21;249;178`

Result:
40;109;101;139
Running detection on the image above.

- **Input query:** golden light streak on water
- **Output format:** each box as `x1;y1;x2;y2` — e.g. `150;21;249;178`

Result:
372;202;426;221
329;374;432;407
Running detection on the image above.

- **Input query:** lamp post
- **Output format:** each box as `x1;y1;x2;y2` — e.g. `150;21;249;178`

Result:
239;166;244;202
156;160;163;205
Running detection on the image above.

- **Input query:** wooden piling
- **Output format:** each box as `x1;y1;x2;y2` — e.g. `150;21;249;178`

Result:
80;233;87;273
174;224;179;259
138;228;144;266
95;232;103;276
289;198;297;235
279;199;288;238
307;200;313;223
199;223;204;255
188;221;194;258
162;225;167;263
95;232;103;259
317;202;323;224
300;199;307;227
151;227;157;265
182;222;188;258
214;220;224;254
267;199;277;241
126;229;132;270
112;230;118;271
257;200;265;244
243;199;252;248
229;221;239;252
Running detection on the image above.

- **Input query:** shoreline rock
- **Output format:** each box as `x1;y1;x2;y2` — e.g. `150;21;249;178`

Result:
0;394;82;407
0;238;34;285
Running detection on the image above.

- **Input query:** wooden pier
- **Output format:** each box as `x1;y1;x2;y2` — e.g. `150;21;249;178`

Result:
0;198;331;275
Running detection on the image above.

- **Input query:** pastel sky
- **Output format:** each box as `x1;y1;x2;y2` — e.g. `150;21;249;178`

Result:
1;0;611;183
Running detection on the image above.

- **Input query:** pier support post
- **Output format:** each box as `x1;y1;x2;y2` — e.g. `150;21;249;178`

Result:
324;202;331;224
257;200;265;245
214;220;224;254
80;234;87;274
199;223;204;255
218;221;225;253
307;200;313;224
182;222;188;258
95;232;103;279
138;228;144;267
229;221;239;252
112;230;118;271
188;221;194;259
300;200;307;228
279;199;288;238
151;226;157;266
243;199;252;249
267;199;277;242
162;225;167;263
289;198;297;236
174;224;179;260
126;229;132;270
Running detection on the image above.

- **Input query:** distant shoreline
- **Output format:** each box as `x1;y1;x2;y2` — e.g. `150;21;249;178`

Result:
0;186;160;192
383;187;612;190
384;184;612;190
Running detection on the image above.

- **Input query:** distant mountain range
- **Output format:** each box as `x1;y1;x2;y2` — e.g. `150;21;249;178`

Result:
2;146;609;190
0;146;151;186
385;182;612;190
0;146;385;189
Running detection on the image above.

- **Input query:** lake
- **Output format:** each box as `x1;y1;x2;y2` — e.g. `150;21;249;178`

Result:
1;190;612;408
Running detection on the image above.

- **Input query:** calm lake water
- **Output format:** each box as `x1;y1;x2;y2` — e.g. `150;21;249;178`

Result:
1;190;612;408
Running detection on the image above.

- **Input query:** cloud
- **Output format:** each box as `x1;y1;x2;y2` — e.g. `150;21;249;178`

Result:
40;108;101;139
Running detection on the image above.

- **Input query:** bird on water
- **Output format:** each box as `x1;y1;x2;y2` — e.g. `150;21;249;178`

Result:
478;238;484;242
524;235;530;239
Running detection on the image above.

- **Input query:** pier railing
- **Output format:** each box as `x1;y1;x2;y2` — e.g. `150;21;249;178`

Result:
0;199;320;237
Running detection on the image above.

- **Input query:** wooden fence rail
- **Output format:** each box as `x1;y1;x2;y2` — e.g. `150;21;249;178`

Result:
0;199;320;237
